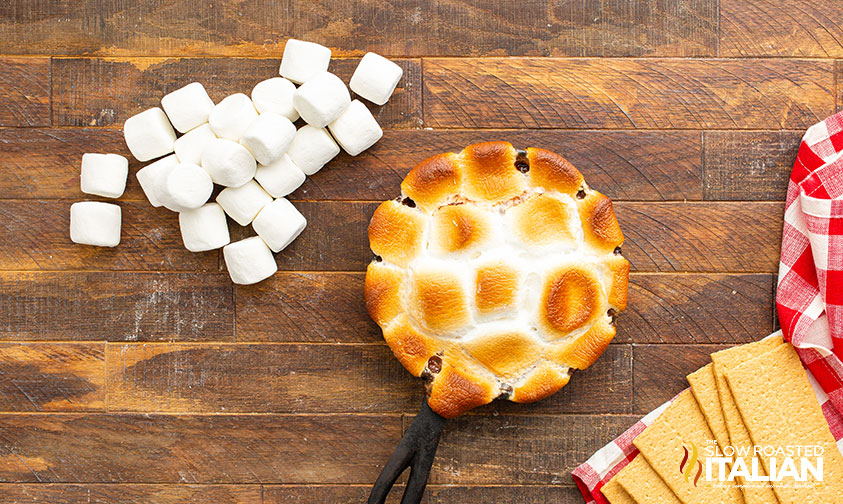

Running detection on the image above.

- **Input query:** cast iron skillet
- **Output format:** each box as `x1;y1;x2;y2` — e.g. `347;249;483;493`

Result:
368;398;444;504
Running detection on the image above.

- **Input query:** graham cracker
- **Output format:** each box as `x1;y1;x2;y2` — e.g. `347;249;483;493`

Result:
687;364;730;450
711;337;783;504
725;342;843;504
633;389;744;504
601;477;637;504
613;454;680;504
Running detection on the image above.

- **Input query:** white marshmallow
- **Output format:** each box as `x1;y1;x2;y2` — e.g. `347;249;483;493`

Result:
251;78;299;121
158;163;214;213
286;125;340;176
178;203;231;252
200;138;257;188
123;107;176;162
255;154;306;198
161;82;215;133
252;198;307;253
293;72;351;128
239;113;296;165
328;100;383;156
216;179;273;226
80;153;129;198
136;154;178;207
69;201;121;247
279;39;331;84
349;53;404;106
223;236;278;285
208;93;259;141
174;123;217;165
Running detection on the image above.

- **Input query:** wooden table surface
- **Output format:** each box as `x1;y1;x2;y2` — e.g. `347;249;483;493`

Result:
0;1;838;502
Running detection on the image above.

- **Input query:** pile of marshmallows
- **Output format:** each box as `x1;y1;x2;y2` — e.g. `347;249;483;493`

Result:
69;39;403;285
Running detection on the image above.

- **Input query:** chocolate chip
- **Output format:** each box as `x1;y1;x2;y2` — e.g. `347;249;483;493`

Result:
607;308;618;325
401;197;416;208
576;189;586;199
373;255;383;262
499;383;513;399
613;246;622;256
515;150;530;173
426;355;442;375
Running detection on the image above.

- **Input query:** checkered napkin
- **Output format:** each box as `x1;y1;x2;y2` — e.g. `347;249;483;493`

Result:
571;111;843;504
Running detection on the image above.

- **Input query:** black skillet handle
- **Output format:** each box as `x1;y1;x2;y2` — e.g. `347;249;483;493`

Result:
368;397;445;504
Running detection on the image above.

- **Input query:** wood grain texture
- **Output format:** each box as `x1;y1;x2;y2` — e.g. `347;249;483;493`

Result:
720;0;843;57
703;130;801;201
0;343;104;411
0;201;218;271
51;57;421;128
236;202;783;273
619;274;774;344
296;129;702;202
0;272;234;341
423;485;584;504
0;484;261;504
632;343;730;413
234;272;378;343
0;128;701;202
423;58;834;129
615;202;782;273
426;414;638;484
236;272;773;345
106;343;420;414
836;61;843;111
0;128;143;200
0;0;715;57
0;57;50;127
0;414;401;483
262;484;583;503
105;344;631;415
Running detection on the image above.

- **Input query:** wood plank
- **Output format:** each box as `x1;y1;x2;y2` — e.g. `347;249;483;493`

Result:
296;129;702;202
720;0;843;57
235;272;378;343
105;344;631;415
422;58;834;129
51;57;421;129
0;201;219;271
0;413;400;483
0;343;104;412
424;414;638;484
262;485;395;504
106;343;420;414
236;272;773;345
423;485;584;504
0;272;234;341
703;130;800;201
615;202;782;273
837;61;843;111
0;484;261;504
0;57;50;127
262;484;583;504
0;128;143;200
632;343;730;414
235;201;782;273
619;273;774;344
0;128;701;202
3;200;780;273
0;0;715;57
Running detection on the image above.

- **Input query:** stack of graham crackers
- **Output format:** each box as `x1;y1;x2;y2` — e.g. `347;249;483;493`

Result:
601;336;843;504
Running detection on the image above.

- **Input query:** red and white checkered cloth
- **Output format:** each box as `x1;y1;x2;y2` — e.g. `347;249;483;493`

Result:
572;111;843;504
